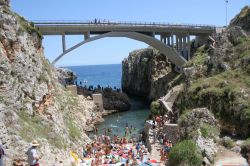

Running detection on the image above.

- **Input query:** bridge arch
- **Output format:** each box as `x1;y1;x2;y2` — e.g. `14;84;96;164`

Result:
52;32;187;67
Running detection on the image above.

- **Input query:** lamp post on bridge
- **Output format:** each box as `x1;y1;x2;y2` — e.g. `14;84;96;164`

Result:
225;0;229;26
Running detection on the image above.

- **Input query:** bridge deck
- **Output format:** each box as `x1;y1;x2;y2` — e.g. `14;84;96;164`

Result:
33;21;215;36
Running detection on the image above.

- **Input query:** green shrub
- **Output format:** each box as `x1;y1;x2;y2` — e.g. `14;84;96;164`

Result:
241;138;250;161
184;45;208;67
67;120;81;141
242;138;250;148
38;73;49;83
18;110;66;149
222;137;236;149
243;107;250;120
200;124;220;138
169;140;203;166
14;13;43;40
150;101;162;116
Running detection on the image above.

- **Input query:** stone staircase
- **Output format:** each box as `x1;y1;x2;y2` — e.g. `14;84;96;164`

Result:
158;85;183;114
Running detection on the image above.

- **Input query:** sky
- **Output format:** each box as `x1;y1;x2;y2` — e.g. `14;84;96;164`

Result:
11;0;249;67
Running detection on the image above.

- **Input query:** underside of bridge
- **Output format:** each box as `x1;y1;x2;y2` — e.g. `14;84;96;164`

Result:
34;21;215;67
52;31;188;67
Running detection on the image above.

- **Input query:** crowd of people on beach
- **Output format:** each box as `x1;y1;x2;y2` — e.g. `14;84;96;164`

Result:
0;115;174;166
73;115;174;166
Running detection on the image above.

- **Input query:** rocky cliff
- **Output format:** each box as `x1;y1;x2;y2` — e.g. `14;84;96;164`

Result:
0;1;100;165
178;108;220;164
230;6;250;34
77;86;131;111
122;47;178;101
167;6;250;165
174;23;250;137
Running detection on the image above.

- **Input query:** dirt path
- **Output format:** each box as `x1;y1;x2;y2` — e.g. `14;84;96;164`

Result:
213;146;248;166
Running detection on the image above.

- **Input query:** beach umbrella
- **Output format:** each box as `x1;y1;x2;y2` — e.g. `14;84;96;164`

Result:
122;154;128;159
149;159;157;163
140;162;153;166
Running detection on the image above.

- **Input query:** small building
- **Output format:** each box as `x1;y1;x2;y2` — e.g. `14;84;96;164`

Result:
92;93;103;112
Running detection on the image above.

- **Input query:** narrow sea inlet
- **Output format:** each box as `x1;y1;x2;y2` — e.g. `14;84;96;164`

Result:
67;64;150;138
92;97;150;138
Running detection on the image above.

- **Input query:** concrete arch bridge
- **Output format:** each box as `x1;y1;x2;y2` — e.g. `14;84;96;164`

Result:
34;20;216;67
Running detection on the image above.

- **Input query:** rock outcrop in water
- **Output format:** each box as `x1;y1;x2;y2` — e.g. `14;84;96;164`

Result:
0;1;101;165
122;47;178;101
56;67;77;85
77;86;131;111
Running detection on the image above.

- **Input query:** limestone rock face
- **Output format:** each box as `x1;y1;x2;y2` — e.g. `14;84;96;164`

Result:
178;108;219;162
230;6;250;34
178;108;218;140
227;26;248;45
102;90;131;111
56;67;77;85
0;0;9;6
122;47;176;101
77;87;131;111
174;14;250;136
0;4;98;165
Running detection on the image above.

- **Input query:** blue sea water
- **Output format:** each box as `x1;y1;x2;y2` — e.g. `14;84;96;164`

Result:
67;64;122;88
65;64;150;137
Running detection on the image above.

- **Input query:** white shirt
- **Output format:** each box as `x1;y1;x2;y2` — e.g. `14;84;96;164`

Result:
26;147;39;165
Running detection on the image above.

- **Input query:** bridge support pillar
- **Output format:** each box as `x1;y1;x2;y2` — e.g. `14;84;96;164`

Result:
62;34;66;52
171;34;174;47
84;32;90;40
178;36;182;50
151;32;155;37
167;37;170;46
183;36;187;57
176;36;179;50
160;35;167;44
176;34;190;59
187;35;191;60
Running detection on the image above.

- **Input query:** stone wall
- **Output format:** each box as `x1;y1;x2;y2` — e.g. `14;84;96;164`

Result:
144;121;153;151
163;123;180;145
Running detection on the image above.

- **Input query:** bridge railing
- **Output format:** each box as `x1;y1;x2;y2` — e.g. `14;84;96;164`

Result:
32;20;216;29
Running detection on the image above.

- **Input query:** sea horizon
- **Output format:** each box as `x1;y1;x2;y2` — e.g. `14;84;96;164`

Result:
58;63;122;68
66;64;122;88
